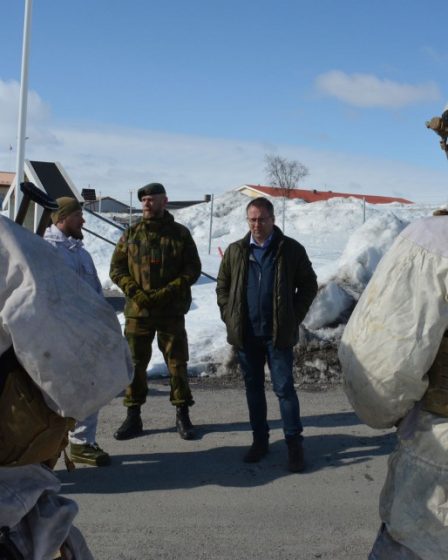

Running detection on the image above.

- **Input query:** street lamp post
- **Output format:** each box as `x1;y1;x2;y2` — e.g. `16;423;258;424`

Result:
208;194;214;255
14;0;33;219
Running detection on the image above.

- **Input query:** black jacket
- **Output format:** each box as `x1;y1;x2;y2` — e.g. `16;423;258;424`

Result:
216;226;318;349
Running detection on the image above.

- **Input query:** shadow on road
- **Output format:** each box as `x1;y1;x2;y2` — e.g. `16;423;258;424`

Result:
305;431;395;472
57;419;395;494
302;410;361;428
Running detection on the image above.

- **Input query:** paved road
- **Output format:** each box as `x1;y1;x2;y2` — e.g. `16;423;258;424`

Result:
55;383;395;560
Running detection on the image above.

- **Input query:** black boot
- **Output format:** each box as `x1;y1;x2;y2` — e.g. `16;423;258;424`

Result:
176;405;195;440
286;438;305;473
243;435;269;463
114;406;143;440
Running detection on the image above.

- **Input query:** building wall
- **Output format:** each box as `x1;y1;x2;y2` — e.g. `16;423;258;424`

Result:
237;187;260;198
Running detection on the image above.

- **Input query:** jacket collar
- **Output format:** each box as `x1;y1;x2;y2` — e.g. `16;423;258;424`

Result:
242;225;283;249
44;224;84;250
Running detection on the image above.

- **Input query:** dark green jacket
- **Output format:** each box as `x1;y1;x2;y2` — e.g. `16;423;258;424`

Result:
110;211;201;318
216;226;318;349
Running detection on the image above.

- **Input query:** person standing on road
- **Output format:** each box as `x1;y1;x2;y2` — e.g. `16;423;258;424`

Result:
339;210;448;559
44;197;110;467
216;197;318;472
110;182;201;441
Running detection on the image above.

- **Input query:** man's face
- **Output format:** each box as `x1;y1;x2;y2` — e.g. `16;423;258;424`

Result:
58;210;85;239
141;193;167;219
247;205;275;244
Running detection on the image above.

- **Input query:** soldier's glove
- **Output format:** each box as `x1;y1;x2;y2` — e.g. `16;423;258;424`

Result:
132;279;188;310
150;278;188;307
132;289;153;310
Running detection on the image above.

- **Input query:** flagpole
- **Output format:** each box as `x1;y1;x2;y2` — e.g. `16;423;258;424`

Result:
14;0;33;219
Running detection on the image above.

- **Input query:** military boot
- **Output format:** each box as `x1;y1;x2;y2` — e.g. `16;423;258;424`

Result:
243;435;269;463
70;442;111;467
286;437;305;473
113;405;143;440
176;405;195;440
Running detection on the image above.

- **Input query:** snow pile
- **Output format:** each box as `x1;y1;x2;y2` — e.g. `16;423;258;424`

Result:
337;212;407;290
82;212;123;289
297;212;409;388
304;212;408;331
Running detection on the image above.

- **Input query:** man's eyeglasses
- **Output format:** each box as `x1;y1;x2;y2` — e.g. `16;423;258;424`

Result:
247;217;272;225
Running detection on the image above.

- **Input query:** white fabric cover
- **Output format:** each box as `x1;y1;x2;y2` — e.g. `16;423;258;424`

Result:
0;464;94;559
339;216;448;429
339;215;448;560
376;406;448;560
0;215;133;420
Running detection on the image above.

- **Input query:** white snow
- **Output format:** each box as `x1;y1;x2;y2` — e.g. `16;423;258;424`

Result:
80;193;443;378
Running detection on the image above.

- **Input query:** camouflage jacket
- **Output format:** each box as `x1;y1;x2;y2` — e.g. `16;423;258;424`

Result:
110;211;201;318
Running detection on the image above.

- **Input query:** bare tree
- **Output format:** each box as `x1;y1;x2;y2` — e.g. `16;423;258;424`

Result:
264;153;309;232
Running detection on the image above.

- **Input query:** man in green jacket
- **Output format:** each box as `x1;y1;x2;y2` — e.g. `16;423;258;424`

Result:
216;197;317;472
110;182;201;440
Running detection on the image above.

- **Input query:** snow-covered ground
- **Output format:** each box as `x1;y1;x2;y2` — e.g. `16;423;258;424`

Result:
82;192;443;379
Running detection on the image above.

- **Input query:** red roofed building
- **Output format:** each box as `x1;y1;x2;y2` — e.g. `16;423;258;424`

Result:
235;184;413;205
0;171;15;207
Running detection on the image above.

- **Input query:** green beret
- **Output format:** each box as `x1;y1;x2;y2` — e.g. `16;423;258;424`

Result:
137;182;166;200
51;197;83;224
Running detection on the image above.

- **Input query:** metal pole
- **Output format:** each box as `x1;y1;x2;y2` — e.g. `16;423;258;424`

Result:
282;195;286;232
129;189;133;227
208;194;214;255
14;0;33;219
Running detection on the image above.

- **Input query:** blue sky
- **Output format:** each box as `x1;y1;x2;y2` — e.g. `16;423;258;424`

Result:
1;0;448;203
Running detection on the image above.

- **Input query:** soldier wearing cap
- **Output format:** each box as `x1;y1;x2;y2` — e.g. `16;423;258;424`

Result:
45;197;110;467
110;182;201;440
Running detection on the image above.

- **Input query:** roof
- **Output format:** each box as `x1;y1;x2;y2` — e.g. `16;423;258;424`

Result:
0;171;14;187
84;196;132;212
239;184;413;205
2;160;82;212
29;160;78;200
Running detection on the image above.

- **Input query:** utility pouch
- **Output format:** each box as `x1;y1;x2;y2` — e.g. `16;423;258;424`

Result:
421;333;448;417
0;347;75;468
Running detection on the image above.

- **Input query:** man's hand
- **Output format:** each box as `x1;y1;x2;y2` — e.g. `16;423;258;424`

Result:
132;289;153;310
149;278;187;307
132;278;187;310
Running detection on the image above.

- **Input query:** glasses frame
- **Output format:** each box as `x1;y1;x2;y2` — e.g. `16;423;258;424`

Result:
246;216;273;225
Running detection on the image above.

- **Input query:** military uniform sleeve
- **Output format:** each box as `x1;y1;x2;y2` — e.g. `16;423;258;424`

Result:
180;229;201;286
109;231;142;299
294;246;318;324
216;248;231;322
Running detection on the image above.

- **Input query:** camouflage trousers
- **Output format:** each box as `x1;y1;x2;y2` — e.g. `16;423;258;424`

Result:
123;316;194;408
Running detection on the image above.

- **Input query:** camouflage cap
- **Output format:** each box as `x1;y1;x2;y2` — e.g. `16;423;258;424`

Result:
51;197;83;224
137;182;166;200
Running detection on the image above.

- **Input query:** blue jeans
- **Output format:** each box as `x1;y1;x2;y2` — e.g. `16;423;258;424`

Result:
237;336;303;440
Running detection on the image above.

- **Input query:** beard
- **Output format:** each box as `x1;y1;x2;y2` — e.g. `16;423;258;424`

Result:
70;229;84;240
143;209;164;219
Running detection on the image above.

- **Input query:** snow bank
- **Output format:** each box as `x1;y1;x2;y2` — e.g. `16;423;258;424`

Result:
304;212;408;331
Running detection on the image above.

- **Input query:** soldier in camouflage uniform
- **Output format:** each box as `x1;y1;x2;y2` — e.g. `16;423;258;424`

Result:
110;182;201;440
